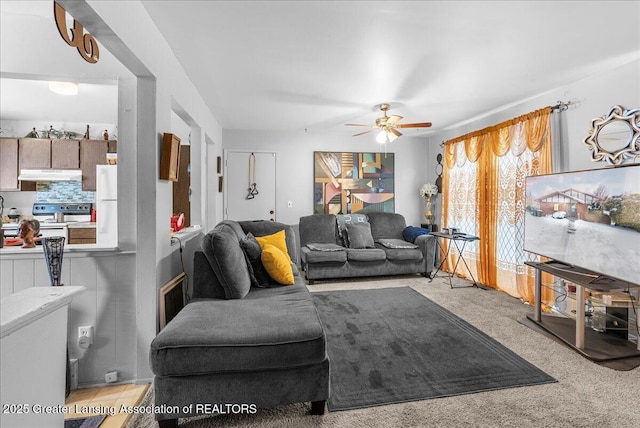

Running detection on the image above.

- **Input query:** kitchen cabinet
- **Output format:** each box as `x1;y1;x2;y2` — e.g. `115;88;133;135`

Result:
68;226;96;244
51;139;80;169
19;138;51;169
80;139;117;191
173;145;191;227
0;138;19;191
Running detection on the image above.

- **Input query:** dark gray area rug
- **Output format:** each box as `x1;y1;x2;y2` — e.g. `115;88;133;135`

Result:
312;287;556;411
64;414;106;428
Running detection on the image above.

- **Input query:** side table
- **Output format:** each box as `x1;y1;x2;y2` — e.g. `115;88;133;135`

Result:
429;232;487;289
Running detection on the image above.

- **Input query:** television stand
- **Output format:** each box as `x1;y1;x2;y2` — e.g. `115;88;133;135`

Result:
525;261;640;362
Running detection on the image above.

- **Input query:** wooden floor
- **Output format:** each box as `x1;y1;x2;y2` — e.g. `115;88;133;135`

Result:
64;383;150;428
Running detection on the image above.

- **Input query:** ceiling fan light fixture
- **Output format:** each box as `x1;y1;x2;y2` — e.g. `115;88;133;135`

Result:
376;130;398;144
48;81;78;95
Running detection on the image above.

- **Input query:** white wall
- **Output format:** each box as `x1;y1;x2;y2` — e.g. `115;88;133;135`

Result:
222;129;430;226
426;57;640;173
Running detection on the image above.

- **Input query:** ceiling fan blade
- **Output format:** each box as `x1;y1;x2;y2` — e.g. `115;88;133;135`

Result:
396;122;432;128
353;130;374;137
386;115;403;126
390;128;402;137
345;123;372;127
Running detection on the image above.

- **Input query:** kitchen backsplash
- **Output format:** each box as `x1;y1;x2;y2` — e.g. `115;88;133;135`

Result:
36;181;94;203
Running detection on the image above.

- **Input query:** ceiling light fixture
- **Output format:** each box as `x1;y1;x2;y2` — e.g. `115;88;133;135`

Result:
376;130;398;144
48;81;78;95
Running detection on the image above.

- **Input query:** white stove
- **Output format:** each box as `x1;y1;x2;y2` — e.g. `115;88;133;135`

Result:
32;203;93;242
1;203;93;242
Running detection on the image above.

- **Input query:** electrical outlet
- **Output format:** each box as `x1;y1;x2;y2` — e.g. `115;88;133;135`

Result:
105;371;118;383
78;326;93;341
78;326;94;349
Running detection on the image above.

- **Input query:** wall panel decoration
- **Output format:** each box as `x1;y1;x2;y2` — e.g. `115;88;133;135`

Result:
313;151;395;214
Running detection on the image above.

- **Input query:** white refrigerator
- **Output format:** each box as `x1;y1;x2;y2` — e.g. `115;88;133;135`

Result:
96;165;118;246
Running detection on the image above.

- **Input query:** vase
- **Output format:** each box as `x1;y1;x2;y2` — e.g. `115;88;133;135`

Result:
42;236;66;286
424;196;434;224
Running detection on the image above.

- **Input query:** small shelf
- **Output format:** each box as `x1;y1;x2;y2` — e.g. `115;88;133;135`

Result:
526;260;640;362
540;283;637;333
525;313;640;362
170;226;202;246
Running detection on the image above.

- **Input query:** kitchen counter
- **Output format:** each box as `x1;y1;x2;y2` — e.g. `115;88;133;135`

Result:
0;244;128;257
67;221;97;228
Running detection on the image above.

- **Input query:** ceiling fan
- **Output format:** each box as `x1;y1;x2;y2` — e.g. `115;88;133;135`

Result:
346;103;432;144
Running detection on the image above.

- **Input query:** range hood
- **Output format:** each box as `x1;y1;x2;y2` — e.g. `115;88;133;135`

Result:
18;169;82;182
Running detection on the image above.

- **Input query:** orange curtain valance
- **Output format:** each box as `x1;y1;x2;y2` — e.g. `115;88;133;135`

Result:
443;106;551;167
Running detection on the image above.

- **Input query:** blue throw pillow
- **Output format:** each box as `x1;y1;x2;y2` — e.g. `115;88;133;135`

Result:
402;226;431;243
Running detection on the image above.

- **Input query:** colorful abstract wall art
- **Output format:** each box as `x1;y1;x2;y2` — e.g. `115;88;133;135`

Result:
313;151;395;214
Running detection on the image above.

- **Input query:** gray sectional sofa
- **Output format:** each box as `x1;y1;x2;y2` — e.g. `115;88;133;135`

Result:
299;212;436;283
149;220;329;427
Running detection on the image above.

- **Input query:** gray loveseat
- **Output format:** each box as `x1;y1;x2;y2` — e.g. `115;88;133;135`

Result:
299;212;436;284
149;220;329;427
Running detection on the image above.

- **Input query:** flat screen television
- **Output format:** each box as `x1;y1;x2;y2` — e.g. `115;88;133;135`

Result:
524;164;640;286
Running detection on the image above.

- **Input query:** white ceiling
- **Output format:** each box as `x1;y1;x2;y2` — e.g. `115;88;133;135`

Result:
140;0;640;136
1;1;639;139
0;78;117;124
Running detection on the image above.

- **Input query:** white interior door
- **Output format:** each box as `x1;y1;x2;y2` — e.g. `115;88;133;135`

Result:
225;151;277;221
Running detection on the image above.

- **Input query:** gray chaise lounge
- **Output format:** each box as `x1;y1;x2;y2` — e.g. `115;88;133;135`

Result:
299;212;436;283
149;220;329;427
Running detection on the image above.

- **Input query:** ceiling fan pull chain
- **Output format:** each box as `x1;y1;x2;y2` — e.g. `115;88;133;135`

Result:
246;152;259;200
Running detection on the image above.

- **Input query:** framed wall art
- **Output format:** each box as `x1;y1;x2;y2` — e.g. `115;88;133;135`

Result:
159;133;181;181
159;272;187;330
313;151;395;214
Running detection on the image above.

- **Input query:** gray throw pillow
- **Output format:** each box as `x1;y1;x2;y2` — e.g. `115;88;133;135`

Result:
336;213;368;246
377;238;419;249
239;233;271;287
306;243;345;252
346;222;375;249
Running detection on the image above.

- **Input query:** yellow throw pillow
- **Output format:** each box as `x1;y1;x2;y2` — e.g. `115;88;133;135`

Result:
261;244;295;285
255;229;292;263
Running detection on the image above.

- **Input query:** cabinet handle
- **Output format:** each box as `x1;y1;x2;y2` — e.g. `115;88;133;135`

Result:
269;210;274;215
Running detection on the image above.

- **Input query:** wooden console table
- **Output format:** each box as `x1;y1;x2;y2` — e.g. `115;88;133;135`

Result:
525;261;640;361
